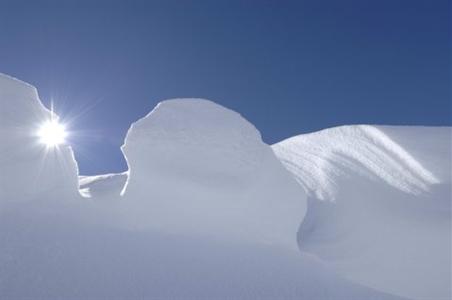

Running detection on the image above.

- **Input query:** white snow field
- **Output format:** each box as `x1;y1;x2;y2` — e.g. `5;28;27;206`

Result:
0;72;450;299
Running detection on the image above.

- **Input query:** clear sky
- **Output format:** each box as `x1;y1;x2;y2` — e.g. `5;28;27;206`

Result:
0;0;450;175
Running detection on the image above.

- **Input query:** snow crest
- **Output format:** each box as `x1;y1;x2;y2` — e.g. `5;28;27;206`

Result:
273;125;446;201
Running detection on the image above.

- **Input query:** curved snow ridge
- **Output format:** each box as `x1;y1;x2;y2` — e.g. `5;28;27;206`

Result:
119;98;307;251
273;125;448;201
121;99;269;190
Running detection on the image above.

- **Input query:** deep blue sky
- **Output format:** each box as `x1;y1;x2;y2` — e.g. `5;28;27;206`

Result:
0;0;450;175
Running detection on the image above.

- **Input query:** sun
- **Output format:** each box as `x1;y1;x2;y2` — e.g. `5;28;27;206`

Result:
38;120;68;147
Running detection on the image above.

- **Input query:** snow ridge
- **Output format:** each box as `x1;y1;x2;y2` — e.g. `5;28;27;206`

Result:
273;125;446;201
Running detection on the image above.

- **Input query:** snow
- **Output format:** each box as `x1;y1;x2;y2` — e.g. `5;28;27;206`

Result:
79;172;128;198
272;125;446;201
0;73;450;299
273;125;451;300
120;99;307;251
0;73;79;201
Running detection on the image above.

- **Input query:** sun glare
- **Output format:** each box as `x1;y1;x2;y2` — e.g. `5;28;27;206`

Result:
38;120;68;147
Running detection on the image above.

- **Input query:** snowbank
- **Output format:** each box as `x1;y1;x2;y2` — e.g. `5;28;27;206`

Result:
0;73;79;201
273;125;451;300
121;99;307;251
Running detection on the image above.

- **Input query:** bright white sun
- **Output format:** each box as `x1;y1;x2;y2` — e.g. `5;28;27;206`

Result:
38;120;68;147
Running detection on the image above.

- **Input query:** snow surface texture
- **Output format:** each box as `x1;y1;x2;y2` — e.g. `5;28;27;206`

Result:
0;72;450;299
273;125;452;300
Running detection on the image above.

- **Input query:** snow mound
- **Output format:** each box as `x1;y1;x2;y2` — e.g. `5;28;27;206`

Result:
79;172;128;198
0;73;79;201
273;125;451;300
121;99;307;250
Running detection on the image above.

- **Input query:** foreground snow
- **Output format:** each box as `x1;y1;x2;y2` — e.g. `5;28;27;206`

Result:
0;73;450;299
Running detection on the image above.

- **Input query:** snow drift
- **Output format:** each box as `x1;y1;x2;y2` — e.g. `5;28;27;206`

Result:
273;125;451;300
0;74;79;201
121;99;307;251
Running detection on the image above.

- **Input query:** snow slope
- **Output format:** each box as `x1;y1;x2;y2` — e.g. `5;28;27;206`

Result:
273;125;451;300
0;205;404;299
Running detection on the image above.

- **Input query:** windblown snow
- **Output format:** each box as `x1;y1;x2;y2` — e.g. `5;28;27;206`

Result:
0;73;450;300
272;125;447;200
273;125;451;300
